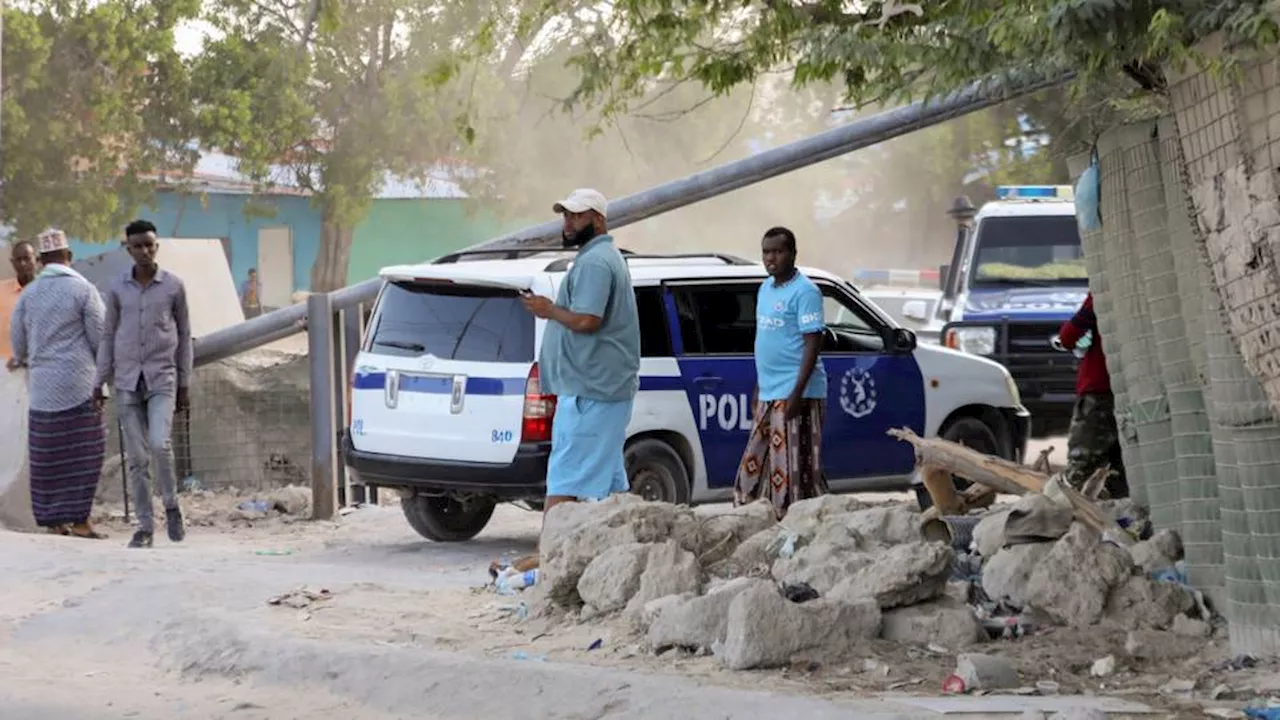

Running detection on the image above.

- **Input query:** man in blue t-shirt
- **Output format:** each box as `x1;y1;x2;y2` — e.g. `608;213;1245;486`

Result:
734;226;829;518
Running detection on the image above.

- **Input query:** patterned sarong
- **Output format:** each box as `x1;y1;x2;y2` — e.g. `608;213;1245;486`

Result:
29;400;105;527
733;398;828;519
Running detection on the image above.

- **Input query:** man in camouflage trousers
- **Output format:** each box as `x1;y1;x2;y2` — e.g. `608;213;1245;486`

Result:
1055;292;1128;498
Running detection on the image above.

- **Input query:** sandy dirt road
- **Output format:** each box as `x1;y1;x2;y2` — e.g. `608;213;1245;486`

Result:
0;498;956;720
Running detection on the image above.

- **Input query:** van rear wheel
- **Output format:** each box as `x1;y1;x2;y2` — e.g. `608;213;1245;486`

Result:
625;439;692;505
401;494;496;542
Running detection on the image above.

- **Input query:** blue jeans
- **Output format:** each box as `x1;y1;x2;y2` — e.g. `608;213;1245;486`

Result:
117;387;178;533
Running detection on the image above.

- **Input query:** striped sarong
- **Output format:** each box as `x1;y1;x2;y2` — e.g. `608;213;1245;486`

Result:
29;400;105;527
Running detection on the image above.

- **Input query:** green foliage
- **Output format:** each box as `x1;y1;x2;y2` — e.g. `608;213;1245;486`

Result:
190;0;506;287
530;0;1280;123
2;0;201;242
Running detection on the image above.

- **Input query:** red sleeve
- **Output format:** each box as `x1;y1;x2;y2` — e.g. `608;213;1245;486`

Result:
1058;293;1094;349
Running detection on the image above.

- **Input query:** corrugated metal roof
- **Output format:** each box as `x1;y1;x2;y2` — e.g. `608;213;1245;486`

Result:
159;150;469;200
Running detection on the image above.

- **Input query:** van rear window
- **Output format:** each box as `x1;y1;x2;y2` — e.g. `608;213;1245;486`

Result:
366;281;535;362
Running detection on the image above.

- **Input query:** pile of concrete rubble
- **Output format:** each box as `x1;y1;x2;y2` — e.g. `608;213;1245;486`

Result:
526;430;1212;675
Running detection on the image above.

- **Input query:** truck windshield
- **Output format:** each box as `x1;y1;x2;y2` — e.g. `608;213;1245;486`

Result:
970;215;1087;286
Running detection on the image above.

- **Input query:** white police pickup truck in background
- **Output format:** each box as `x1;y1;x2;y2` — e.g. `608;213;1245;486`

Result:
341;249;1031;542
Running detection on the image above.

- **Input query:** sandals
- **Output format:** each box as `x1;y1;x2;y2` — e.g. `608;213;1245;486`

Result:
67;523;107;540
46;525;70;536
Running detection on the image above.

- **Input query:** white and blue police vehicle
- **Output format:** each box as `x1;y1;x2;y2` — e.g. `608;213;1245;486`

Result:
937;185;1088;438
341;248;1030;542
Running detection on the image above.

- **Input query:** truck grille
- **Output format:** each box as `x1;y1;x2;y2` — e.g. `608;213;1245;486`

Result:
1006;322;1062;354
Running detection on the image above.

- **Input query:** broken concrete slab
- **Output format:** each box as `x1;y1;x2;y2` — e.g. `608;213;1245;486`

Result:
829;541;953;609
771;523;873;594
1104;575;1196;631
577;543;651;615
541;497;696;605
982;542;1054;609
692;501;777;567
708;526;789;578
1127;528;1184;574
646;577;774;650
1023;523;1134;627
1170;612;1211;638
720;584;881;670
623;540;703;623
268;485;311;516
781;495;869;531
880;598;984;649
832;505;923;546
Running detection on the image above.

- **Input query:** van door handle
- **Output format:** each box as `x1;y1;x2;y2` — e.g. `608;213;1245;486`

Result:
693;375;723;388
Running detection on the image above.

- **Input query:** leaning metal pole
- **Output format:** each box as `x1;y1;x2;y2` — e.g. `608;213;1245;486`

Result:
193;70;1073;366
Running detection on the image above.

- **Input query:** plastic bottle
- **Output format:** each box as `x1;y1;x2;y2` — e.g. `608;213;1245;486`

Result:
497;568;539;593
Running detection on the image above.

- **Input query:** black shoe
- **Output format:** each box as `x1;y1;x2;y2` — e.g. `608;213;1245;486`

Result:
128;531;153;548
166;508;185;543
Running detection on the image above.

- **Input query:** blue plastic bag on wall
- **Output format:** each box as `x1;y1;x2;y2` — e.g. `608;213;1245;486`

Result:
1075;148;1102;233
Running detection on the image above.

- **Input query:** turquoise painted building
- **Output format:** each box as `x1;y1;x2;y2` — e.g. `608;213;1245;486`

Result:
68;151;533;303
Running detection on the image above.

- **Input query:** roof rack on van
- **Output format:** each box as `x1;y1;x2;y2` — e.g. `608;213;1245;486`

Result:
433;248;578;264
541;252;754;272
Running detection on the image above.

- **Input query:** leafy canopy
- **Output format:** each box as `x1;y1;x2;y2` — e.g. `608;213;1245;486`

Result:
2;0;200;242
521;0;1280;121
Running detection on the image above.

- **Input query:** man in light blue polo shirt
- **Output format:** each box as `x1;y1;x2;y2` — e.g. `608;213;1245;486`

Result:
520;188;640;523
734;226;829;518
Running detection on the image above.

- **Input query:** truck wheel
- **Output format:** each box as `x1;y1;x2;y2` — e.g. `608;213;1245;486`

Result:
625;438;692;505
401;494;496;542
915;416;1000;512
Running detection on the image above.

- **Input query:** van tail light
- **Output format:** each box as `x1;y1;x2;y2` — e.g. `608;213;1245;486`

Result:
521;362;556;443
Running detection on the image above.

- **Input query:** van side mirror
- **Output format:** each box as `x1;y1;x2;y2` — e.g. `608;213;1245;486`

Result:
885;327;917;353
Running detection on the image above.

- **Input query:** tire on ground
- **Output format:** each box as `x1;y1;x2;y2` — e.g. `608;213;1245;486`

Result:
914;415;1002;512
624;438;692;505
401;494;497;542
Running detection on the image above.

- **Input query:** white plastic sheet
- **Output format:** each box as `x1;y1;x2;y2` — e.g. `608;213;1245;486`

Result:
0;369;34;531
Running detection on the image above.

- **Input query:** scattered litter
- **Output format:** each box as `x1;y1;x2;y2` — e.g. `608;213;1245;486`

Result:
1090;655;1116;678
587;638;603;651
888;679;924;690
267;587;331;609
1245;709;1280;720
1124;632;1142;656
495;568;539;595
1035;681;1060;695
1205;710;1246;719
1213;655;1258;672
1211;684;1233;700
767;531;799;559
238;499;271;514
510;651;547;662
782;581;819;603
254;548;294;556
338;505;358;516
1151;562;1189;586
927;643;949;655
181;476;202;492
942;674;967;694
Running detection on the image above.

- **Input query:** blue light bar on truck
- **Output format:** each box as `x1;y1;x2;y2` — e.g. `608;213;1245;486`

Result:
994;185;1074;201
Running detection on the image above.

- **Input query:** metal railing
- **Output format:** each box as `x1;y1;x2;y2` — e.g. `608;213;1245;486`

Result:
189;70;1073;519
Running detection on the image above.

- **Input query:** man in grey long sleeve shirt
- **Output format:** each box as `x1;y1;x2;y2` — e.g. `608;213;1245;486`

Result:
94;220;193;548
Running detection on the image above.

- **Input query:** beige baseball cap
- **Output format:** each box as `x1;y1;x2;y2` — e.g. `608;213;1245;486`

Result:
552;188;608;218
36;228;69;253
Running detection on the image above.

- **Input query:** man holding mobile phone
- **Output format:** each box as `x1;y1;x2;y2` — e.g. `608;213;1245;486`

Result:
516;189;641;567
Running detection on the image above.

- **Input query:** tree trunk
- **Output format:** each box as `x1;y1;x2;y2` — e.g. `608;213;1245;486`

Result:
311;215;354;292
